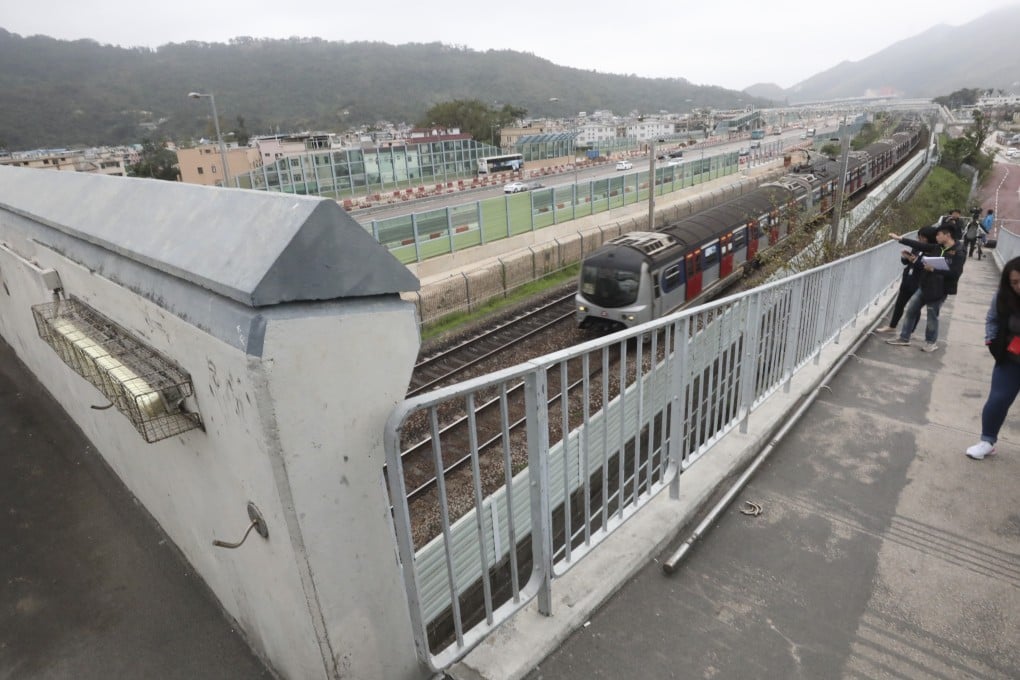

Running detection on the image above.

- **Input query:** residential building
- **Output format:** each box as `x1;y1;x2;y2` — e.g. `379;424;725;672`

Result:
177;144;263;187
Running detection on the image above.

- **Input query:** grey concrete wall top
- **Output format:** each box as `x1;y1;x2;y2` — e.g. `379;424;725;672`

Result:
0;166;419;306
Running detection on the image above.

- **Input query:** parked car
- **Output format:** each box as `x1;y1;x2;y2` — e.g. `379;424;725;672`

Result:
666;158;684;167
749;141;761;149
615;160;633;171
1006;148;1019;158
503;181;528;193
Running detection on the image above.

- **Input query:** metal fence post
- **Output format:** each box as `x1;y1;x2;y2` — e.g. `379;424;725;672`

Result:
478;200;486;245
505;195;512;239
412;213;422;263
669;316;690;498
738;293;762;433
524;369;553;615
813;269;833;365
447;206;456;255
782;278;805;393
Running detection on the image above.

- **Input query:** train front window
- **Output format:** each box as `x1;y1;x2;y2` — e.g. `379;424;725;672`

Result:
580;265;641;308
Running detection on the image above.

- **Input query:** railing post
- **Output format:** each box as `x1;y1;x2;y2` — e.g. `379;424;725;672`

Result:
478;200;486;245
814;268;833;364
411;213;422;263
782;278;805;392
446;206;456;255
669;316;689;499
524;369;553;615
738;294;762;433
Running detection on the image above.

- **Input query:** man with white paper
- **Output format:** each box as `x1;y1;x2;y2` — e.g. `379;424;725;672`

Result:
884;223;966;352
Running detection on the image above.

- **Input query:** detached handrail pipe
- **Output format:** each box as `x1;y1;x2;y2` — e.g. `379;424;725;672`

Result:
661;312;876;574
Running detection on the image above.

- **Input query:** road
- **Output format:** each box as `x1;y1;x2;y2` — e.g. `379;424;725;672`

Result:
353;127;834;224
977;146;1020;237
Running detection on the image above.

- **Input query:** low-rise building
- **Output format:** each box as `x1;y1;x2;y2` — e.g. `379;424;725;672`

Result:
0;147;137;176
177;144;263;187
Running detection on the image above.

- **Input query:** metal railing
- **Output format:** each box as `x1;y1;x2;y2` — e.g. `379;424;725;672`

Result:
383;239;902;671
371;151;770;264
993;223;1019;265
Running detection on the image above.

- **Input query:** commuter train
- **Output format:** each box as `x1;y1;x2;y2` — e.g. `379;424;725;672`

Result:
575;127;922;331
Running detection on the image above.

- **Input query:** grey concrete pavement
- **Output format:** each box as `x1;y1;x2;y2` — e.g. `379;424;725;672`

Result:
0;338;274;679
522;253;1020;679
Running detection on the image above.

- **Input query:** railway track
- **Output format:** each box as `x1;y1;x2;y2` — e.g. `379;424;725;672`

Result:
406;291;577;398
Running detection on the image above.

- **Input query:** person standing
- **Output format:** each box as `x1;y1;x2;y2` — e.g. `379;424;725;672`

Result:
885;223;966;352
966;256;1020;460
964;217;981;258
934;209;964;243
876;227;935;333
982;209;995;235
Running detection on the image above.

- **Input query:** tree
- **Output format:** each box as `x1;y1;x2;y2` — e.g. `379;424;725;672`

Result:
933;88;982;108
939;109;994;175
128;139;180;181
231;115;250;146
417;99;527;145
819;142;841;158
963;109;992;155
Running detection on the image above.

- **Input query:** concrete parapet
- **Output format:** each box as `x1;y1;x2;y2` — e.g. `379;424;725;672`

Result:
0;167;429;680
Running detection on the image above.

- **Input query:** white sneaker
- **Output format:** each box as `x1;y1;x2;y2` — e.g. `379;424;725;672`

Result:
920;342;939;352
875;325;897;333
965;441;996;460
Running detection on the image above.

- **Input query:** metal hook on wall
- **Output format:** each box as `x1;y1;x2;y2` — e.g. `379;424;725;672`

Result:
213;502;269;549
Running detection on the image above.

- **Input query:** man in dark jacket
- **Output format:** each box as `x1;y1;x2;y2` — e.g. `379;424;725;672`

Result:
876;226;935;333
885;223;966;352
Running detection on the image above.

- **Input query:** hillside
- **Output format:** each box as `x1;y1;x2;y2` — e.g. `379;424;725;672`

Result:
0;31;768;150
784;5;1020;101
5;4;1020;151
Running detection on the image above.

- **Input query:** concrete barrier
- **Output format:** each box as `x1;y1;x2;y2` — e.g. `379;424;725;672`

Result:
0;166;430;680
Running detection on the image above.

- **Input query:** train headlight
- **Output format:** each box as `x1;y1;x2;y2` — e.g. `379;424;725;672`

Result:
624;314;636;321
578;305;587;312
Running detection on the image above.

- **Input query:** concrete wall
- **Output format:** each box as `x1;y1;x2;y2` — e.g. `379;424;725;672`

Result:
0;168;430;680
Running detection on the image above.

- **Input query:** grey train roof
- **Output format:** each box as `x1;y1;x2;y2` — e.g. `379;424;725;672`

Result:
0;166;419;307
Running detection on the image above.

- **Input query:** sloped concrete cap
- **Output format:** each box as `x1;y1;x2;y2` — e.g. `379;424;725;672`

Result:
0;165;419;306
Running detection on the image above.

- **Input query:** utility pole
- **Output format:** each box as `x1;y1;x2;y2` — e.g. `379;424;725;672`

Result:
829;116;851;247
648;140;656;230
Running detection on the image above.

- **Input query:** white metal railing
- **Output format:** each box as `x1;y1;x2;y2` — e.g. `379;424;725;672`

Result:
993;224;1019;266
383;239;903;671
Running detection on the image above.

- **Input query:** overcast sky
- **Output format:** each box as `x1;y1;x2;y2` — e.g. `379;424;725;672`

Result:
2;1;1014;90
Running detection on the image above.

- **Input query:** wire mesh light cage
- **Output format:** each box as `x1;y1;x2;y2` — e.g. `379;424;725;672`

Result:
32;298;203;443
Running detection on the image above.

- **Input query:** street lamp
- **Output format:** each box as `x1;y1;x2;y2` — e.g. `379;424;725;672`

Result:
188;91;231;187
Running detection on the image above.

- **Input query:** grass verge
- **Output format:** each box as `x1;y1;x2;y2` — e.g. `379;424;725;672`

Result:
420;264;580;343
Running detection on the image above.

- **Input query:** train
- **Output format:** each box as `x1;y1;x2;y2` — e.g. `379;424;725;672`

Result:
575;125;923;331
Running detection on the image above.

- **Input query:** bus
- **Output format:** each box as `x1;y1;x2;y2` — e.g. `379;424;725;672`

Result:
750;129;765;140
477;153;523;174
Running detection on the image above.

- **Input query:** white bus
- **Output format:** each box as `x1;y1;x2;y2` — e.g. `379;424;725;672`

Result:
477;153;523;174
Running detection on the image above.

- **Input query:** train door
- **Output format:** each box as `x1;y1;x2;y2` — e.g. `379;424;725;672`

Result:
701;241;720;289
719;233;733;278
685;250;702;300
731;226;748;267
746;221;759;260
650;262;662;321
